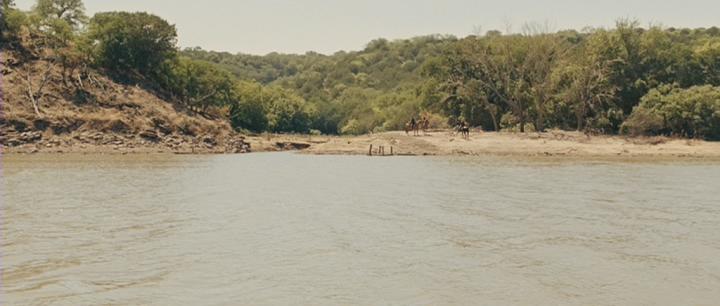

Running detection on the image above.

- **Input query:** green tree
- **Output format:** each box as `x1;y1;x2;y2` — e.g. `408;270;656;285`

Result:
552;36;619;131
87;12;177;79
1;0;27;44
695;39;720;86
582;21;644;117
446;31;561;132
33;0;86;28
1;0;12;34
265;88;314;133
160;57;235;113
229;81;269;132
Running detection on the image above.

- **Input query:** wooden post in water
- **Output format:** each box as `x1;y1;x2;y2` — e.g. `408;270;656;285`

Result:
369;144;373;156
391;146;393;155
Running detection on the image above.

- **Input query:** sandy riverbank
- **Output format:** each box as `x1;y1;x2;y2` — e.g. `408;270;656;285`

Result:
3;129;720;160
300;130;720;160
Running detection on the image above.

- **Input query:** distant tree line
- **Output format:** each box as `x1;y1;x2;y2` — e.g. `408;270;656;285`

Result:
3;0;720;138
431;22;720;138
181;21;720;139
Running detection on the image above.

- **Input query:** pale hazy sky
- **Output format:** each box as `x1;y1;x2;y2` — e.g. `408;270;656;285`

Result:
14;0;720;55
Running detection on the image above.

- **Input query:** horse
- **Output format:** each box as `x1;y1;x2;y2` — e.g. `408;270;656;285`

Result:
455;123;470;139
405;120;420;136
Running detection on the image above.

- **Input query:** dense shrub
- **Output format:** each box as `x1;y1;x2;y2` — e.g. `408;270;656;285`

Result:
265;88;315;133
158;57;235;112
2;5;26;41
229;81;269;133
623;85;720;139
228;82;314;133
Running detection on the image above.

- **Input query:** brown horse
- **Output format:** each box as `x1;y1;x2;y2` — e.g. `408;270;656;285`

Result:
421;117;430;134
405;122;419;135
405;118;420;136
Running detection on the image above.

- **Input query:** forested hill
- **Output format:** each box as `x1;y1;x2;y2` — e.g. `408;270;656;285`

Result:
181;36;456;134
181;36;455;89
180;48;329;85
3;0;720;139
184;25;720;138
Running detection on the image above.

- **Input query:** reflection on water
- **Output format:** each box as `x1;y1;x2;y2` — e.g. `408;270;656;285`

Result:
2;153;720;305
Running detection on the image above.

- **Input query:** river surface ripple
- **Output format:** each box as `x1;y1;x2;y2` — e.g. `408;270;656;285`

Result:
2;153;720;305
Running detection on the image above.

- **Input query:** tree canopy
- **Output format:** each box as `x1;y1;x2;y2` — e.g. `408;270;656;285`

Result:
4;0;720;139
86;11;177;78
33;0;86;28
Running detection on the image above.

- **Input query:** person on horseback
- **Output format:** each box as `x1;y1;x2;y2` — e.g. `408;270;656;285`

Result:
410;117;419;136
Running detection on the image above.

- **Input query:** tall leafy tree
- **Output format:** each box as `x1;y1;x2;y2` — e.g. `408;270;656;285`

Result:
230;81;269;132
695;39;720;86
87;12;177;79
1;0;25;43
160;57;235;113
553;55;618;131
33;0;86;29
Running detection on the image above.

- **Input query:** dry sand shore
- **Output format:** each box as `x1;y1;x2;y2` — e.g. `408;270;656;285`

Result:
300;130;720;160
3;129;720;160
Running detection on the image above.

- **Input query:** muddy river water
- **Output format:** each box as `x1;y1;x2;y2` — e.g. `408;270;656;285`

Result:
2;153;719;305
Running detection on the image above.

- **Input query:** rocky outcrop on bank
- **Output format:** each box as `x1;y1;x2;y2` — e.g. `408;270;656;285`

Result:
1;128;251;154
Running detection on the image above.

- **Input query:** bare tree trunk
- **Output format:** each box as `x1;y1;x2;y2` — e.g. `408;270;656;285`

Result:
25;74;42;116
490;112;499;131
22;61;54;117
486;104;500;131
61;64;68;87
536;101;546;132
515;106;527;133
576;110;584;131
535;114;545;133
